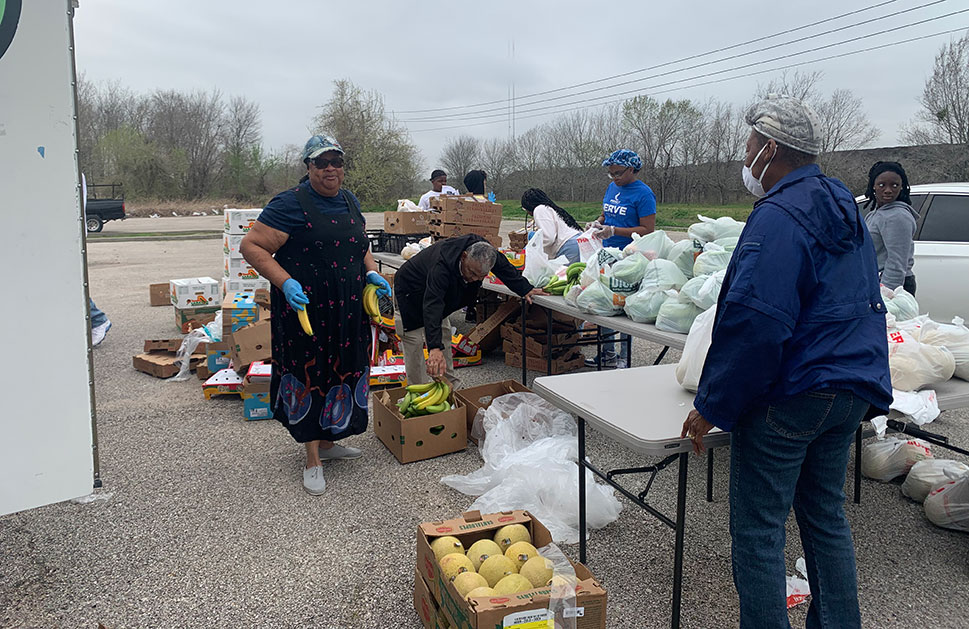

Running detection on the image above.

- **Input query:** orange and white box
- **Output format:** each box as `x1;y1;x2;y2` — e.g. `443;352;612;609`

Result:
224;209;263;235
170;277;221;309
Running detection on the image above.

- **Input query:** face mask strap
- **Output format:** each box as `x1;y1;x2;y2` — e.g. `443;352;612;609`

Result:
752;141;775;185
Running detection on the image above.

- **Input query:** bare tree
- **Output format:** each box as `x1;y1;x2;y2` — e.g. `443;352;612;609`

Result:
480;138;516;199
702;100;747;204
903;33;969;145
756;70;823;102
221;96;264;199
440;135;481;190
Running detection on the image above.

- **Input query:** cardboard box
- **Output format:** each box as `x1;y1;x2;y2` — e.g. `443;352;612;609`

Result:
174;305;220;333
149;283;170;307
241;386;271;420
133;351;205;379
429;195;503;217
196;363;211;381
430;208;502;229
143;338;183;353
222;292;260;335
170;277;221;309
504;348;585;374
429;223;499;240
202;368;245;400
224;209;262;235
205;341;231;373
465;299;520;353
223;277;271;296
414;569;448;629
500;322;582;349
454;380;532;445
228;318;271;368
224;256;260;281
508;229;529;250
372;384;466;464
452;334;479;356
384;211;433;234
223;233;245;258
416;510;607;629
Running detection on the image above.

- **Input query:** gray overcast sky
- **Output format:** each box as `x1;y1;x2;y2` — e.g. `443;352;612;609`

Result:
73;0;967;169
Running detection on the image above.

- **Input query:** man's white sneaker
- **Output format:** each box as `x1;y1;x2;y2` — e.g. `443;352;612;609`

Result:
319;444;363;460
91;320;112;346
303;465;326;495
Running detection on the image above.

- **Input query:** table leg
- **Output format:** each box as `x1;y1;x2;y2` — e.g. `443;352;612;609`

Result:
854;424;862;505
626;335;632;367
671;452;688;629
653;346;669;366
595;326;603;372
706;447;714;502
578;416;587;565
546;307;553;376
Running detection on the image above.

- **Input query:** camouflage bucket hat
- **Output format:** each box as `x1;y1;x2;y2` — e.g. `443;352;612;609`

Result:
745;94;822;156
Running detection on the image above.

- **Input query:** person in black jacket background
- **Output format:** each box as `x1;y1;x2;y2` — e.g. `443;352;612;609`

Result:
395;235;543;386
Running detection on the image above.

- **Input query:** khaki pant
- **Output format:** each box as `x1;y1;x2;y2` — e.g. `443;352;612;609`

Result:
395;315;460;388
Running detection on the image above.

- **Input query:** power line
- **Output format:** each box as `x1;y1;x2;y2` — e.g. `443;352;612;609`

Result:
403;8;967;126
394;0;906;115
407;25;968;134
402;0;952;124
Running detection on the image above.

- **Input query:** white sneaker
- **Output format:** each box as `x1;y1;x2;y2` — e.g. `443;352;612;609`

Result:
319;444;363;460
91;320;112;346
303;465;326;495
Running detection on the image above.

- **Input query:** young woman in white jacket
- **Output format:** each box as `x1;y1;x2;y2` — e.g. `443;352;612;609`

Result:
521;188;583;263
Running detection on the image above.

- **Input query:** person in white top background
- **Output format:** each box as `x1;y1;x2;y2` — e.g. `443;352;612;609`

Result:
417;169;459;210
521;188;583;263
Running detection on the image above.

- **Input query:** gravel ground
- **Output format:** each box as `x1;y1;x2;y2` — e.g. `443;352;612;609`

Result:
1;237;967;629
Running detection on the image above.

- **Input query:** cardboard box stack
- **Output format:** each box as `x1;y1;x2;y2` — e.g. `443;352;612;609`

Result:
223;209;270;295
170;277;221;332
500;307;590;374
133;339;206;378
222;291;271;371
241;361;272;420
384;210;433;235
428;196;503;248
414;510;607;629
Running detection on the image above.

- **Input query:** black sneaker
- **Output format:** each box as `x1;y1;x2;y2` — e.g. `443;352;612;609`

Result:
584;354;618;368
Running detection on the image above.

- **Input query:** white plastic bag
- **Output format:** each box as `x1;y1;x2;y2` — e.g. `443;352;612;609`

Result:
693;249;732;277
576;280;624;316
579;247;623;288
563;283;584;308
665;239;697;279
623;285;671;324
640;259;689;292
923;467;969;532
887;329;956;391
622;230;673;259
890;389;940;426
919;316;969;381
171;312;223;381
901;459;969;503
610;251;650;285
785;558;811;609
713;236;739;251
443;392;622;544
540;543;579;629
524;229;568;288
655;291;703;334
861;437;933;482
679;276;708;309
693;269;726;311
687;214;745;244
675;305;716;392
881;286;919;322
575;228;603;263
396;199;422;212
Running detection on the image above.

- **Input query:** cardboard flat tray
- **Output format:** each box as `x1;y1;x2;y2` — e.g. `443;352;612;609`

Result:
133;351;205;379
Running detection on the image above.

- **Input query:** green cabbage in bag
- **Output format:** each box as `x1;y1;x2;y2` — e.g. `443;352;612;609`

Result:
610;252;650;285
665;239;697;279
655;291;703;334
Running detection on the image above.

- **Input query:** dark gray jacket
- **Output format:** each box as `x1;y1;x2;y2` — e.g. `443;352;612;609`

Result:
864;200;918;290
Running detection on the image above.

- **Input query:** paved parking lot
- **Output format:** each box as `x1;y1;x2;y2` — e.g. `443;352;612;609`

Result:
1;235;967;628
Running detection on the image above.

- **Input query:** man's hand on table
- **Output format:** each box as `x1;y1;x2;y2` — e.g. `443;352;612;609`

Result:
524;288;547;304
681;409;714;455
426;348;447;378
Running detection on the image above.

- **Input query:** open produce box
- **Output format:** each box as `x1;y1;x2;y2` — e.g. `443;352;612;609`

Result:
454;380;532;446
372;379;466;463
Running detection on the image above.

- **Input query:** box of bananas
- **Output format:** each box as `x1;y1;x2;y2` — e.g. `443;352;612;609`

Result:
396;379;454;418
542;262;586;296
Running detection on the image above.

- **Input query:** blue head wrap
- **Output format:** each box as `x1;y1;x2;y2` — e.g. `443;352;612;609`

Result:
602;149;642;171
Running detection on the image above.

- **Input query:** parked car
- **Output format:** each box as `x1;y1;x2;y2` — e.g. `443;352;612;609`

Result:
857;182;969;322
85;182;125;232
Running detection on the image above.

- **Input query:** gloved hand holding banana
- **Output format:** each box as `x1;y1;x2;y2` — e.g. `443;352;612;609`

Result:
396;379;453;417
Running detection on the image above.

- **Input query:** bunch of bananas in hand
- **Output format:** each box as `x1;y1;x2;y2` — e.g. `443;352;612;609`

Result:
397;380;452;417
543;262;586;296
362;284;381;323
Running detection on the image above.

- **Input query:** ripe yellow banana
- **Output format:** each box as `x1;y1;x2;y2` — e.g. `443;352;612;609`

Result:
437;379;451;403
362;284;380;320
297;307;313;335
406;381;437;393
411;383;440;407
416;382;448;410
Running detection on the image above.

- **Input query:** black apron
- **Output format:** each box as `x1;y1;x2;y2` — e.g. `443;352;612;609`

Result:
269;186;371;443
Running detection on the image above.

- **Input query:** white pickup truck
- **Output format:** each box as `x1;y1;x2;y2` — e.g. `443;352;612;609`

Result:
858;183;969;322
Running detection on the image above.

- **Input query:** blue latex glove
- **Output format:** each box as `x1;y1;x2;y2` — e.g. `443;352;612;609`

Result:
367;271;392;298
487;191;497;202
282;278;309;311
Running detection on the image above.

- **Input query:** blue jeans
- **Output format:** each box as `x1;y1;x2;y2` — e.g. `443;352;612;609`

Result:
89;299;108;327
598;326;628;362
554;235;581;264
730;389;867;629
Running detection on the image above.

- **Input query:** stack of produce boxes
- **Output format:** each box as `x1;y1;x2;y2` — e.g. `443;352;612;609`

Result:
428;196;503;248
500;307;588;374
223;209;270;295
170;277;221;332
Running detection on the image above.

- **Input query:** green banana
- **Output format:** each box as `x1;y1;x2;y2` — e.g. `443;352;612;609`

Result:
416;382;446;410
425;401;449;414
406;382;437;393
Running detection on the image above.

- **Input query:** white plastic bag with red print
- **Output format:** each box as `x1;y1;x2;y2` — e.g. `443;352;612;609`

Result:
861;436;933;482
887;329;955;391
923;466;969;532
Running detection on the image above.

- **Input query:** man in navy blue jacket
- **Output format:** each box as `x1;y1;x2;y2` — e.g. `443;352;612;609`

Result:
681;95;892;629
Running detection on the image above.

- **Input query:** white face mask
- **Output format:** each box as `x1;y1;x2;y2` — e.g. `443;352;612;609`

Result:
742;142;774;198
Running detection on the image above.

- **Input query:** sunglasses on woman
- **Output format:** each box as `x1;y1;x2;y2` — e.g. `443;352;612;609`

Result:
311;156;345;169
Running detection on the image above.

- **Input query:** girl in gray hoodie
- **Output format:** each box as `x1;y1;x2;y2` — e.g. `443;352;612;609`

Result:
862;161;919;294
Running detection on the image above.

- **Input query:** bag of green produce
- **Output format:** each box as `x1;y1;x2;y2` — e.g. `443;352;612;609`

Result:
622;230;673;259
665;239;698;279
640;259;689;292
623;285;671;323
693;249;732;277
655;291;703;334
610;251;650;285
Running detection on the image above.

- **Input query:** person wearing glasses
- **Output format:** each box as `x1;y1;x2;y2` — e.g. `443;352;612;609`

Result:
241;134;392;496
418;169;459;211
585;149;657;368
394;235;544;386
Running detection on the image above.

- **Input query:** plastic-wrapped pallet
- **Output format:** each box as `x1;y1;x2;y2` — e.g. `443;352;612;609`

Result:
901;459;969;503
861;437;932;482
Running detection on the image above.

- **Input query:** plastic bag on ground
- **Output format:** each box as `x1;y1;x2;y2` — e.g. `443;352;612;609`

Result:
623;285;671;324
640;259;689;292
675;305;717;392
655;291;703;334
861;437;933;482
923;467;969;532
881;285;919;322
444;392;622;544
622;230;673;259
665;239;697;279
887;329;956;391
172;311;223;381
687;214;745;244
786;558;810;609
610;251;650;285
901;459;969;502
524;229;568;288
693;249;732;277
576;280;625;316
